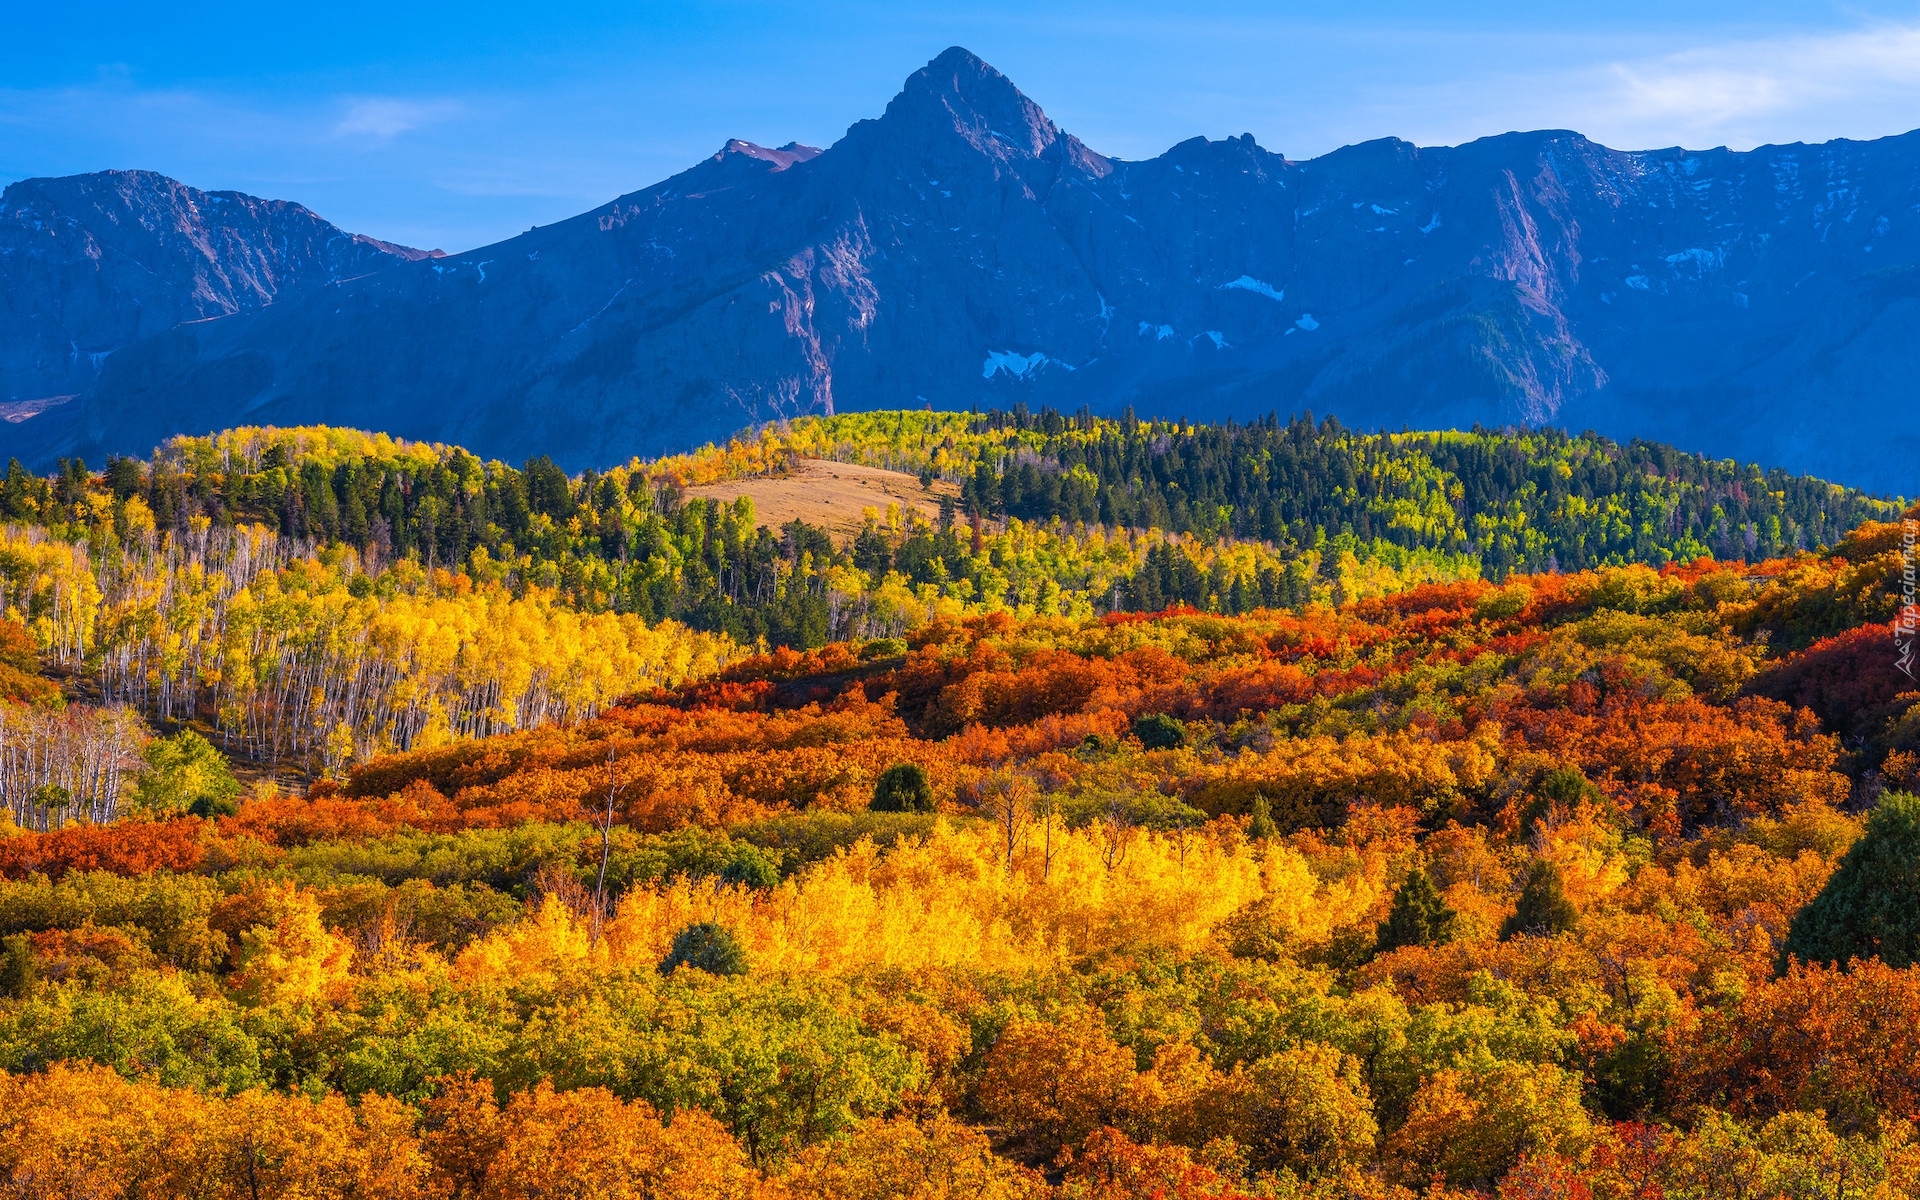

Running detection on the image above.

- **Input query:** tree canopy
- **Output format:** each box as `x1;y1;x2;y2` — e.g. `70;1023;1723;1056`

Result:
1786;791;1920;968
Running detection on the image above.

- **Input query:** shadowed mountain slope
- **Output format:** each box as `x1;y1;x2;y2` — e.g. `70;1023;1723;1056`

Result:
0;169;433;408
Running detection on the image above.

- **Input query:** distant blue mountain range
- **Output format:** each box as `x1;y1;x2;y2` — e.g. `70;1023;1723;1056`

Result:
3;47;1916;494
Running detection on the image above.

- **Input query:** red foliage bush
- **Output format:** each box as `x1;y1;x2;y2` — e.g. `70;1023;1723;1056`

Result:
0;818;203;880
1747;621;1918;751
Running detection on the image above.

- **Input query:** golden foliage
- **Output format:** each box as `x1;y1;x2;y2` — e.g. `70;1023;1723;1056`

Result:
783;1114;1048;1200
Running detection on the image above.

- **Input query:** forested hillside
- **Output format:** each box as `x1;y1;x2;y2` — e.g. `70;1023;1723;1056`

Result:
0;409;1898;790
0;416;1913;1196
4;409;1897;650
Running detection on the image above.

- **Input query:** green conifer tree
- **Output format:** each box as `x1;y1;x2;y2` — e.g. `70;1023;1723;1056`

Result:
660;921;750;976
1501;859;1579;940
1131;713;1186;750
1785;791;1920;968
0;935;34;999
1377;866;1459;951
871;763;934;813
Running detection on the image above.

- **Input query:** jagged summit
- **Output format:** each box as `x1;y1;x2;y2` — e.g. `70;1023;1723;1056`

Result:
7;51;1920;493
716;140;822;170
848;47;1110;183
888;46;1061;157
1;170;429;260
664;139;828;198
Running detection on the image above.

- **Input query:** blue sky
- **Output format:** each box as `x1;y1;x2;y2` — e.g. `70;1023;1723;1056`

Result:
6;1;1920;253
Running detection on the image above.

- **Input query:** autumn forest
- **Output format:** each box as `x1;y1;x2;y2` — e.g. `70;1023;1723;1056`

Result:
0;411;1916;1198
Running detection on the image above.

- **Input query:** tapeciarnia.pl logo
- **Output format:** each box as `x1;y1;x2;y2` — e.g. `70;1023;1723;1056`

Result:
1899;518;1917;681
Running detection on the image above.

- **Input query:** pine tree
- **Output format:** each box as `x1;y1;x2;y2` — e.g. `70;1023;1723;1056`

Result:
1132;713;1186;750
1502;859;1579;940
660;922;750;977
719;844;782;891
1785;791;1920;968
871;763;934;813
0;935;34;999
1377;866;1458;951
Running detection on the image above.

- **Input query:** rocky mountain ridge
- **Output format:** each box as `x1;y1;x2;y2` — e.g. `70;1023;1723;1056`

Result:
5;48;1917;493
0;169;432;410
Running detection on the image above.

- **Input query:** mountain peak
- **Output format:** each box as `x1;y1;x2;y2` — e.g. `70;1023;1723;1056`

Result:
716;140;823;170
927;45;988;72
3;169;199;218
884;46;1062;160
663;139;826;198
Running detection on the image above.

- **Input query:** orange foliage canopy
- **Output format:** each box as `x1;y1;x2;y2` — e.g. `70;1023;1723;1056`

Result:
0;817;203;880
1675;958;1920;1130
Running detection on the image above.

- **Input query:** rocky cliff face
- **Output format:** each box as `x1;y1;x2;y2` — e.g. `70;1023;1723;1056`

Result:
11;49;1920;492
0;170;432;405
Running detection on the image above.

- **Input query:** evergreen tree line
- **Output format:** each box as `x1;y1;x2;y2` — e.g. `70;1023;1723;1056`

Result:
956;407;1897;577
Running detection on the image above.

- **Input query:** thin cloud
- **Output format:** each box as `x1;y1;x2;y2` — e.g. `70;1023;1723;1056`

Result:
1359;20;1920;154
1608;24;1920;129
332;97;463;141
1610;64;1792;129
0;71;794;244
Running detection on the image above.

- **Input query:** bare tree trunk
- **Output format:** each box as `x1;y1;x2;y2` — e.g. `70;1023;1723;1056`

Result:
1100;797;1135;873
1035;794;1057;881
591;741;624;945
981;771;1032;874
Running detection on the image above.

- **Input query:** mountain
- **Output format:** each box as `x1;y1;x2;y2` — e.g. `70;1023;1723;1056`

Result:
8;49;1920;493
0;169;433;412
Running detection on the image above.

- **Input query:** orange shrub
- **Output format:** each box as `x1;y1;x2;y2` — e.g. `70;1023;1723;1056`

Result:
0;817;203;879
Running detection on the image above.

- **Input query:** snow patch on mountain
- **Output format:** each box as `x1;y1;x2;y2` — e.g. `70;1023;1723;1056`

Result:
1219;276;1284;301
1664;247;1724;272
983;350;1068;379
